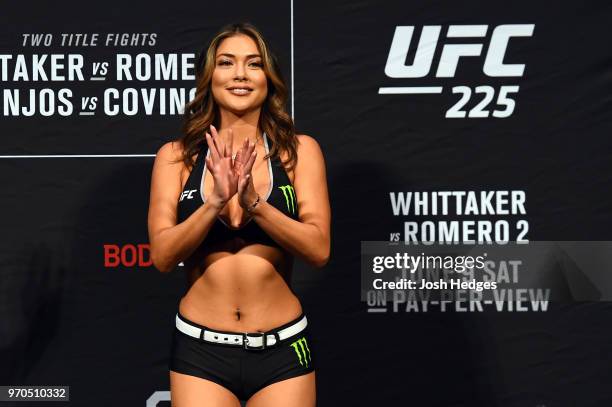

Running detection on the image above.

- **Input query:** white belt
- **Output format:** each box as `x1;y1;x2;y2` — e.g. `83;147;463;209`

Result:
175;314;308;350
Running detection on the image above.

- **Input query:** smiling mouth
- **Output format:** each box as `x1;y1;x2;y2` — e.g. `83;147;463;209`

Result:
227;88;253;96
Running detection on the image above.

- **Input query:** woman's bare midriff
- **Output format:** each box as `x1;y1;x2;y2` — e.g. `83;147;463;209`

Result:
177;144;301;332
178;243;303;333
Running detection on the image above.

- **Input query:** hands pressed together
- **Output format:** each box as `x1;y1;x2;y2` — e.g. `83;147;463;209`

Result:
204;125;259;211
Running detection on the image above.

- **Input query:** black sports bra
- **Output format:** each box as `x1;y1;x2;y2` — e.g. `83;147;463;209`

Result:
177;133;299;249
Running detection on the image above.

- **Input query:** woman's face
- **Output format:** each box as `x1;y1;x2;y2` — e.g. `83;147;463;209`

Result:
211;34;268;116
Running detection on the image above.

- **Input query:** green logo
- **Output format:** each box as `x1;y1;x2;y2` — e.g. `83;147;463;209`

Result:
278;185;296;214
289;336;311;367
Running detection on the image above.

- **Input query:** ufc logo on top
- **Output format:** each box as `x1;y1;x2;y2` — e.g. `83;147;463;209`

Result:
384;24;535;78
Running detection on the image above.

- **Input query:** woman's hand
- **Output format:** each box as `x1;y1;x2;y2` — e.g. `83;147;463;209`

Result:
204;125;239;209
233;137;258;210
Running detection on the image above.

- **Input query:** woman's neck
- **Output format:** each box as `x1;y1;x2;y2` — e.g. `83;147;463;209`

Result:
218;107;262;146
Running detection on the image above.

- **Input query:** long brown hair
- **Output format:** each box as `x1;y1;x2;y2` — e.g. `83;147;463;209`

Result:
178;22;297;171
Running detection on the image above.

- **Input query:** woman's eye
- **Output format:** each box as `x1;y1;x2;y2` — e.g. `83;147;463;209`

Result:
216;60;261;67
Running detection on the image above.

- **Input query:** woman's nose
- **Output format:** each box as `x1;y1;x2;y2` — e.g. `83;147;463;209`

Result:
234;63;246;80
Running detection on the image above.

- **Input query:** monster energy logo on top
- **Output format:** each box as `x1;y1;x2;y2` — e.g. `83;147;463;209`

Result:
278;185;296;214
289;336;311;368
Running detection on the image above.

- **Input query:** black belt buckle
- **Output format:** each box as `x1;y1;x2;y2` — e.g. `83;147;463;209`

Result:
243;332;266;350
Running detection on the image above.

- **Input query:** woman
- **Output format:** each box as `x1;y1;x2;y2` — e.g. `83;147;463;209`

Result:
147;22;330;407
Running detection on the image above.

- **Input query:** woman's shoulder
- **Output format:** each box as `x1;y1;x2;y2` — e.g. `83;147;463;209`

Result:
296;134;320;147
157;139;202;164
156;139;185;161
154;140;195;183
284;134;325;185
295;134;325;163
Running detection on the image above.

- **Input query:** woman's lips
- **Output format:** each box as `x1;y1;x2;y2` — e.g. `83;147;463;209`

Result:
227;88;253;96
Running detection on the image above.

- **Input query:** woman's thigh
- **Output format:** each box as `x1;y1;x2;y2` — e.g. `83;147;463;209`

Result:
246;371;316;407
170;370;241;407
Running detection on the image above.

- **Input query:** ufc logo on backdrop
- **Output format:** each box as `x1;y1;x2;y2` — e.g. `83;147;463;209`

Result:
380;24;535;119
384;24;535;78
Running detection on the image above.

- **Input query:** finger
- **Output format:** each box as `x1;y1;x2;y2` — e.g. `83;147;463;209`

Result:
235;138;249;165
227;128;234;159
210;125;223;159
210;124;220;139
215;126;229;158
233;150;244;171
205;156;214;173
205;132;220;162
244;150;257;175
244;140;255;165
237;139;253;167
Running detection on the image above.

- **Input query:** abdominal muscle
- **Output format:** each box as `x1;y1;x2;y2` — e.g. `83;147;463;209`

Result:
178;243;303;333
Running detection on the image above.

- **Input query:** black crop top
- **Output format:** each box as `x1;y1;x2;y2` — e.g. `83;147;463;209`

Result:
177;133;299;248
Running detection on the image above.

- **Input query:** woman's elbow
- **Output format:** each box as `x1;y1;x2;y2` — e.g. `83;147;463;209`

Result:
153;261;173;273
150;246;174;273
310;245;330;268
312;255;329;268
152;257;172;273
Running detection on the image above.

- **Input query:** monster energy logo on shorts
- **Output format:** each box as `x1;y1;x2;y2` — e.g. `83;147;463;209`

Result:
289;336;311;368
278;185;296;214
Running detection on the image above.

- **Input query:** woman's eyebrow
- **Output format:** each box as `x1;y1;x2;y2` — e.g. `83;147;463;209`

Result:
217;53;261;58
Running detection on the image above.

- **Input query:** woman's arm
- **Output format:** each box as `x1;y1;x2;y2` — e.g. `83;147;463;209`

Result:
148;128;253;272
250;135;331;267
147;141;224;273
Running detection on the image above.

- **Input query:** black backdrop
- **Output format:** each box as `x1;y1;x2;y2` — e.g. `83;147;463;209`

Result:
2;1;612;406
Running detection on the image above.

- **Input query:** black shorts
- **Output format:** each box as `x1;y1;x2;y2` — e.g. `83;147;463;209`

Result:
170;312;315;401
